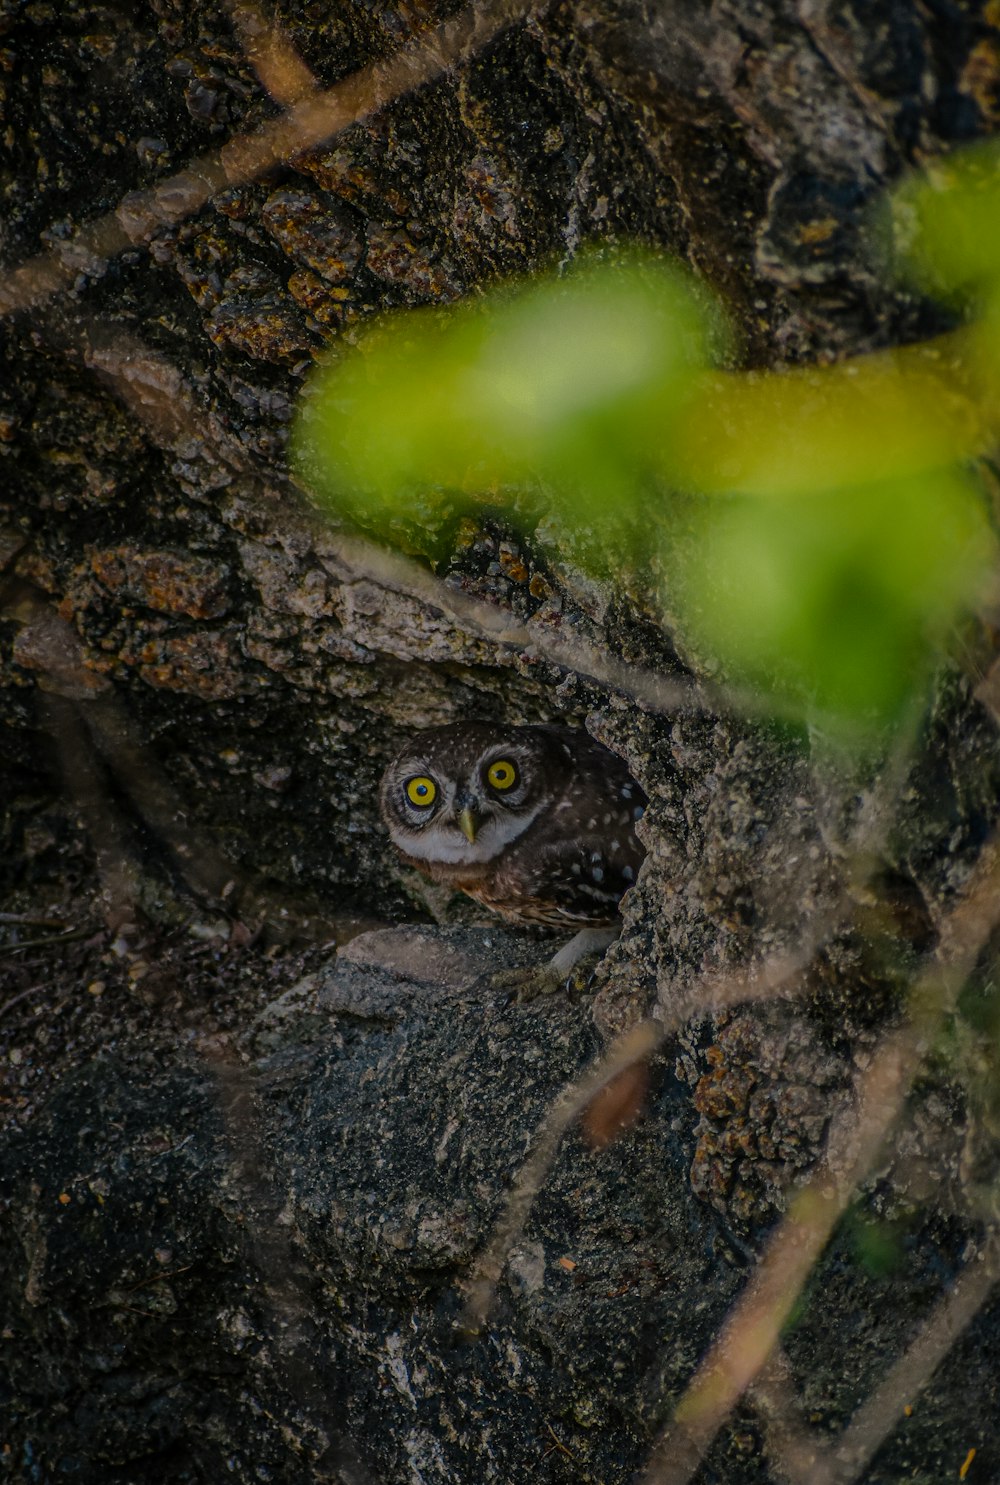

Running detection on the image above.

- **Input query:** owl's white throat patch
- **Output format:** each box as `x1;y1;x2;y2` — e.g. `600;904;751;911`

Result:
392;802;543;866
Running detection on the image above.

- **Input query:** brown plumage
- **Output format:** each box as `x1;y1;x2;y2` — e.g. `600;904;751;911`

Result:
379;722;646;926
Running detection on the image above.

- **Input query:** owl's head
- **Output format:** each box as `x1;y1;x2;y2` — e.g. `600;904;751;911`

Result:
379;722;569;867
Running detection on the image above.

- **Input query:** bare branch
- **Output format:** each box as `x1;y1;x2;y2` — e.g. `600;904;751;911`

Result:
459;945;816;1337
66;318;815;730
0;0;536;319
0;985;50;1020
638;837;1000;1485
229;2;319;107
756;1233;1000;1485
750;1348;824;1485
813;1234;1000;1485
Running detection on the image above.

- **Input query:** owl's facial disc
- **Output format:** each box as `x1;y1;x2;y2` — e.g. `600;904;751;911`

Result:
390;781;538;865
380;725;566;869
383;747;549;866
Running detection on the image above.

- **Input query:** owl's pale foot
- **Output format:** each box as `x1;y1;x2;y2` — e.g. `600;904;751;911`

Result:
490;960;567;1003
549;925;617;977
491;926;617;1003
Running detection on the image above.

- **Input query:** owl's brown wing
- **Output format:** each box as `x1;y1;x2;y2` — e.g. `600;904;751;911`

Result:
486;823;643;926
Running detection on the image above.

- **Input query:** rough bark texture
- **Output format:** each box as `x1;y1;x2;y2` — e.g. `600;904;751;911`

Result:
2;2;1000;1482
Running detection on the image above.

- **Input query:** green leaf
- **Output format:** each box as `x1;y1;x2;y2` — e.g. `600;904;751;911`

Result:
293;209;999;745
663;468;996;730
671;347;985;499
845;1210;905;1278
293;249;718;527
885;140;1000;305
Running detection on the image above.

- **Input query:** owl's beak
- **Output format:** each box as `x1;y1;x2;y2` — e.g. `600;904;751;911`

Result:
457;805;479;843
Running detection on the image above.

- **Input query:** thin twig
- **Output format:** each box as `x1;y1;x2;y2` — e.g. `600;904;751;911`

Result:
750;1348;824;1484
638;835;1000;1485
812;1233;1000;1485
460;1018;664;1335
0;913;67;928
541;1420;577;1462
459;945;815;1336
0;927;92;955
0;985;48;1020
459;728;924;1342
71;319;830;732
0;0;537;319
229;1;318;107
318;524;861;731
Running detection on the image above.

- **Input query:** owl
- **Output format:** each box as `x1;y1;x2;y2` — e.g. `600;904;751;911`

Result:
379;722;646;929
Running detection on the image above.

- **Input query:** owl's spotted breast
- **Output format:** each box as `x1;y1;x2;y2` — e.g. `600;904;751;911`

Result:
379;722;646;926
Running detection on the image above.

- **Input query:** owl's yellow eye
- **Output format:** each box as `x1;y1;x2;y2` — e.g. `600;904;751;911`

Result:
486;759;518;791
405;776;437;807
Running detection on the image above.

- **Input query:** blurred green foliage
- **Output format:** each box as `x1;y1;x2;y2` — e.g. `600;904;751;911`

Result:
295;148;1000;742
886;138;1000;437
664;470;991;722
887;141;1000;308
843;1207;905;1278
297;250;714;518
943;972;1000;1219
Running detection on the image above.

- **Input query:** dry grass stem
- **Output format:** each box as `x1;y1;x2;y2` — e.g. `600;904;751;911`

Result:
230;1;319;106
811;1233;1000;1485
639;837;1000;1485
750;1348;823;1484
0;0;535;319
459;945;819;1336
